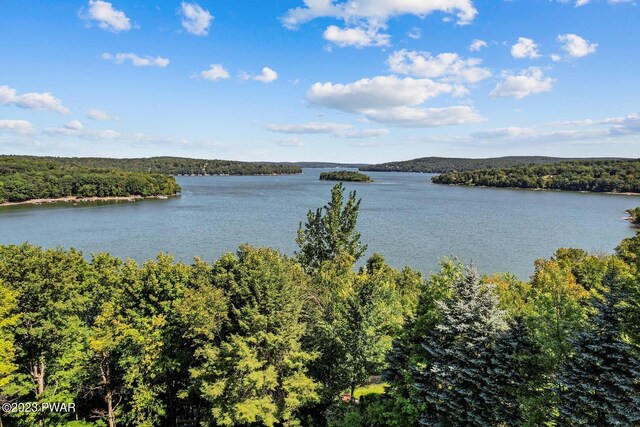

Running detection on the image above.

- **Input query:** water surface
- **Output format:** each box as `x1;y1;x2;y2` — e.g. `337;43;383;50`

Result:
1;169;637;279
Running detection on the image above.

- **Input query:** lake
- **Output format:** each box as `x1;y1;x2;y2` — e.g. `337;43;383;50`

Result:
1;169;638;279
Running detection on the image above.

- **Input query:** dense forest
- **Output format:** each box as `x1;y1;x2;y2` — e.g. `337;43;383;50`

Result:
0;183;639;426
319;171;372;182
0;156;302;176
360;156;621;173
0;157;180;204
432;159;640;194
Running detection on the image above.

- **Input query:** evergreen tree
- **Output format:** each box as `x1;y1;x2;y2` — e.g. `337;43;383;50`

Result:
296;183;367;272
414;268;511;426
558;269;640;426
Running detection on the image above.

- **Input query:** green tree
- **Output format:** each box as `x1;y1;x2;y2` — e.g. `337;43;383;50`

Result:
414;268;514;426
194;246;319;426
558;269;640;425
296;183;367;273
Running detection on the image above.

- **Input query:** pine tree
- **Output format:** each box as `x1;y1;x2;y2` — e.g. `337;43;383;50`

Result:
558;269;640;426
296;183;367;272
414;268;511;426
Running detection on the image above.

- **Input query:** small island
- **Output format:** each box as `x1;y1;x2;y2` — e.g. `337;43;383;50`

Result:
319;171;373;183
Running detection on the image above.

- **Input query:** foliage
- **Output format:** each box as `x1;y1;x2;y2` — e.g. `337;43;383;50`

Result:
296;183;367;273
360;156;606;173
0;185;640;426
0;156;180;203
0;155;301;177
628;207;640;226
319;171;372;183
557;269;640;425
432;159;640;193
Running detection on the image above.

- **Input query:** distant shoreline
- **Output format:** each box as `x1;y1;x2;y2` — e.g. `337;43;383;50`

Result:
434;183;640;196
0;194;177;207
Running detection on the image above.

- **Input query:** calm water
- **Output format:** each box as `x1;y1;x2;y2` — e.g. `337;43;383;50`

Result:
1;169;638;279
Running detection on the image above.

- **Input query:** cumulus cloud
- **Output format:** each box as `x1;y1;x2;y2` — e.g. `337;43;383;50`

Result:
267;122;389;138
554;0;632;7
469;39;488;51
86;108;114;121
242;67;279;83
557;33;598;58
64;120;84;131
199;64;230;81
0;85;69;114
0;119;35;135
323;24;390;47
511;37;541;59
307;75;482;127
44;125;121;140
179;2;213;36
387;50;492;84
490;67;553;99
282;0;478;29
80;0;131;32
102;53;170;67
282;0;477;47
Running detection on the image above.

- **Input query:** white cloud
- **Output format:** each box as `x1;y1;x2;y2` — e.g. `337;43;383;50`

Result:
0;85;69;114
407;27;422;40
44;126;121;140
282;0;478;29
267;121;389;138
179;2;213;36
554;0;632;6
80;0;131;32
387;50;492;84
308;75;460;113
511;37;541;59
64;120;84;131
469;39;488;51
551;54;562;62
490;67;553;99
199;64;230;81
102;53;170;67
244;67;279;84
307;75;482;127
86;108;114;121
364;106;484;127
282;0;477;47
323;24;390;47
557;33;598;58
0;119;35;135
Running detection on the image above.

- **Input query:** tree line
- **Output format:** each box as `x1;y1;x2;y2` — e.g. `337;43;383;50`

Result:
0;183;639;426
0;157;181;204
629;207;640;226
0;156;302;177
432;159;640;194
319;171;372;183
359;156;617;173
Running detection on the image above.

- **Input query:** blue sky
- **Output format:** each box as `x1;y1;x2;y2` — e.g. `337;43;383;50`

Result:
0;0;639;162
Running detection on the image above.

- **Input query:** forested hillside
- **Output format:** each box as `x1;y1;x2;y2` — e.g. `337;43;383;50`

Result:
0;155;302;176
0;183;639;426
360;156;620;173
0;156;180;204
432;159;640;193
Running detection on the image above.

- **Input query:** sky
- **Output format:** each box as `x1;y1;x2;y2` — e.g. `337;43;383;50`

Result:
0;0;639;163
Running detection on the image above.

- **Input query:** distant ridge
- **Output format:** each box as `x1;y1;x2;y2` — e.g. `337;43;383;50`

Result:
359;156;627;174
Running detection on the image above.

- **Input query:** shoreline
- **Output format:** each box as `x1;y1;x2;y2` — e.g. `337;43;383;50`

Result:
433;183;640;196
0;194;177;207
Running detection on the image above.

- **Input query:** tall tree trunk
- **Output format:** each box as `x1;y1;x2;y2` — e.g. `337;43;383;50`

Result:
31;356;45;427
100;352;116;427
